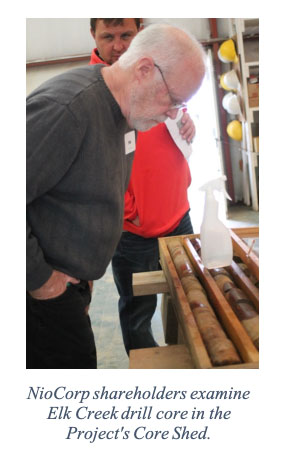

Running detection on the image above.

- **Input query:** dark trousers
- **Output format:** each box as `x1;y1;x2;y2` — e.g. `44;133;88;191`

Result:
112;211;194;355
26;280;97;369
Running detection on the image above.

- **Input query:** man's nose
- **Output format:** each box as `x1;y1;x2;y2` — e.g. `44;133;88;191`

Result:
112;39;124;51
165;108;179;119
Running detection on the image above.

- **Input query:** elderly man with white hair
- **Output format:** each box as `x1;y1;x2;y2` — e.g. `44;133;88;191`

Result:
26;23;206;369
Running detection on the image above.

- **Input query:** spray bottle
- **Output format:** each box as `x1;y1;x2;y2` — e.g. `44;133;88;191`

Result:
199;175;233;268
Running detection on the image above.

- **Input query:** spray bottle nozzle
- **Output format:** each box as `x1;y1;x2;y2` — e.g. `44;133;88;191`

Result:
199;175;232;201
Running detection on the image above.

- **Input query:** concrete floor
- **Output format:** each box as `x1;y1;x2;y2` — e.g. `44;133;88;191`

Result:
89;204;259;369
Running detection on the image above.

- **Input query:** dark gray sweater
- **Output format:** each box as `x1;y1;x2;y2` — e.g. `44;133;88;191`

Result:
26;65;135;291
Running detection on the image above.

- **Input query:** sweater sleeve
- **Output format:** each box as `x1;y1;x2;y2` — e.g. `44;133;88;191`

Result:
26;95;83;290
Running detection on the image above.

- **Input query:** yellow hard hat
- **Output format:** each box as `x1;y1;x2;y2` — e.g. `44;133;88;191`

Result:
227;120;242;141
220;73;232;91
218;39;238;63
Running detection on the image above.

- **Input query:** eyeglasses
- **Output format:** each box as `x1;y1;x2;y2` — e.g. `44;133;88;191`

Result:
154;62;187;110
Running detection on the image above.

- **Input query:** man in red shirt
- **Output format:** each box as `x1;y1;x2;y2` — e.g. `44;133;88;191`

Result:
90;19;201;354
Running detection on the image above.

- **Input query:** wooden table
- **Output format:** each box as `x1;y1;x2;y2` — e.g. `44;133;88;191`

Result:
130;227;259;369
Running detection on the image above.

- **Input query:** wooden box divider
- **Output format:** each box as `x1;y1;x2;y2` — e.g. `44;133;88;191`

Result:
159;237;212;369
226;261;259;311
230;229;259;280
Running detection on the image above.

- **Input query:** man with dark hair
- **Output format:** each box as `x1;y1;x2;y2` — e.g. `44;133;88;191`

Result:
90;18;141;32
89;19;202;355
90;18;142;65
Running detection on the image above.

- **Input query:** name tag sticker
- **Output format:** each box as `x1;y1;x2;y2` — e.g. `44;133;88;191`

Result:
124;131;136;155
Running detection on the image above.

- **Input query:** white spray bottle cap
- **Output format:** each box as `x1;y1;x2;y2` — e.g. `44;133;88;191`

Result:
199;175;232;200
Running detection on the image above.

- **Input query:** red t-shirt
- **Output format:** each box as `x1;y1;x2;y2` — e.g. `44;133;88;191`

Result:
89;49;191;238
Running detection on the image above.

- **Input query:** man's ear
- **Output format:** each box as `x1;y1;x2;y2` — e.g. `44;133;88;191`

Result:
134;57;154;82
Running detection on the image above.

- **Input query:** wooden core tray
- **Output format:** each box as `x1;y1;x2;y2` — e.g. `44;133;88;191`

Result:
158;227;259;369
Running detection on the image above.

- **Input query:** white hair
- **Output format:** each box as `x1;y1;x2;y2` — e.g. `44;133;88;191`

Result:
118;23;206;76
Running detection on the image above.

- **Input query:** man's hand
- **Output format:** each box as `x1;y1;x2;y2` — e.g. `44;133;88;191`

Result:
29;270;80;300
131;216;140;226
179;112;195;143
